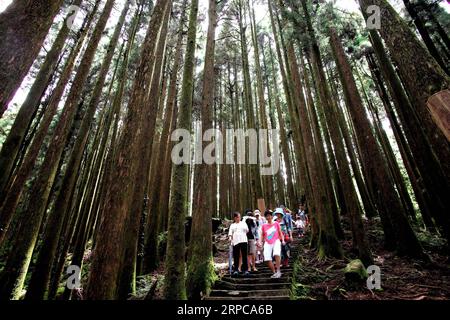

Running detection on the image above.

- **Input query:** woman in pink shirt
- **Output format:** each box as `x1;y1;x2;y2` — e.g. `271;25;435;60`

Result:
259;210;285;278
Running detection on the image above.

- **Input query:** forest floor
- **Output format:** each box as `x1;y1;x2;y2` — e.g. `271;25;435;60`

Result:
131;218;450;300
292;219;450;300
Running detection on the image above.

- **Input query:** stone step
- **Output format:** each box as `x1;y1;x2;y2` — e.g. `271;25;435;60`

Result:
251;269;294;275
227;271;293;279
220;276;291;284
204;240;301;301
209;289;290;298
204;295;290;301
256;266;294;272
215;281;291;291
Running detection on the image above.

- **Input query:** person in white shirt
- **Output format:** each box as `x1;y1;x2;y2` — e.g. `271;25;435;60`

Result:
228;212;249;276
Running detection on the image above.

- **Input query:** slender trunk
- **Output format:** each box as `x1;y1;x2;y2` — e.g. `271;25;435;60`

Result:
142;0;187;274
363;85;417;223
368;29;450;245
402;0;449;75
84;0;169;300
157;100;179;234
300;54;345;240
286;42;342;258
268;1;309;204
186;0;217;300
0;0;83;195
305;55;346;219
24;2;129;300
0;0;65;116
163;0;199;300
359;0;450;184
366;52;435;230
293;1;345;238
0;1;99;244
330;28;426;259
333;84;377;220
0;0;115;300
119;0;172;298
237;0;263;205
426;11;450;54
249;1;273;206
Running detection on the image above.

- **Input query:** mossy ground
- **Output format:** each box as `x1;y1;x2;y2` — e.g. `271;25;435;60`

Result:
289;220;450;300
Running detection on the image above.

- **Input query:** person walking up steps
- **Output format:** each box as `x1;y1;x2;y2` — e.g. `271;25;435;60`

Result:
229;212;250;276
254;210;264;263
280;205;294;240
259;210;285;279
295;215;306;238
244;210;258;272
274;208;291;268
296;203;308;238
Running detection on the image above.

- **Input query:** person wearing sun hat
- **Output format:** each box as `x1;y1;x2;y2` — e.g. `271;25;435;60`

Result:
253;209;263;239
274;207;284;217
274;208;291;267
254;209;264;263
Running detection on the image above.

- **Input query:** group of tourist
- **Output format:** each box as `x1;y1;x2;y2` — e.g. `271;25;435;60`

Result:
228;204;309;279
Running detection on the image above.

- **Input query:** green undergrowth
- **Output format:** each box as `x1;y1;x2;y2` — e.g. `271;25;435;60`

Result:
157;231;168;259
187;257;218;299
132;273;165;299
290;258;311;300
415;228;447;252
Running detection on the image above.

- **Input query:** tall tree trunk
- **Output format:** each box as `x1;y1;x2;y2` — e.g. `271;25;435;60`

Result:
359;0;450;184
368;29;450;246
0;0;116;301
0;1;100;244
237;0;263;206
354;63;416;222
84;0;169;300
0;0;83;196
24;1;129;300
157;100;179;234
329;28;426;259
426;10;450;55
265;48;294;207
304;55;346;219
286;42;342;258
163;0;199;300
268;1;309;204
300;54;345;240
119;0;172;299
292;1;344;241
186;0;217;300
0;0;65;116
366;52;435;230
327;67;377;220
402;0;449;75
362;83;417;223
305;49;373;265
261;44;288;206
142;0;188;274
249;1;273;207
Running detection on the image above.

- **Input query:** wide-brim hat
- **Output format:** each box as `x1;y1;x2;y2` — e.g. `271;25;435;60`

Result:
274;208;285;217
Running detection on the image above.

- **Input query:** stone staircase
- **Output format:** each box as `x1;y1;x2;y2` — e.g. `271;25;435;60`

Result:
205;238;301;300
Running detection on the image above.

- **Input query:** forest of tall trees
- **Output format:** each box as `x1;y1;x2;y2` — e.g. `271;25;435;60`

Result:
0;0;449;301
